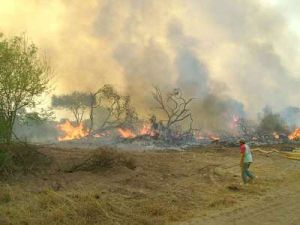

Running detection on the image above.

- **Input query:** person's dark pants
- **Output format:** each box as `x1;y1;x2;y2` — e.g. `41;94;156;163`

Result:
242;162;255;184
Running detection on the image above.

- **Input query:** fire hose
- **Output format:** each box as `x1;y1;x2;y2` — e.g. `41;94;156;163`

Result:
252;148;300;161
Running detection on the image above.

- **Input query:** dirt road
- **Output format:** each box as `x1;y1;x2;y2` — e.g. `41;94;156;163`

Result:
181;168;300;225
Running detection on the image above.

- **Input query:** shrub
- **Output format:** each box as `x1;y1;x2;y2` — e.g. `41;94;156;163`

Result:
0;143;52;177
0;149;12;175
0;192;11;204
68;148;136;172
257;112;287;134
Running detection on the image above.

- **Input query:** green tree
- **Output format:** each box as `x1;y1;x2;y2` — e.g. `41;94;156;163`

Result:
89;84;138;134
0;33;51;144
51;85;138;135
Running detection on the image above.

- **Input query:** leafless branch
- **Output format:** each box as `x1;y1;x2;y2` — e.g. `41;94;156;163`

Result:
152;86;194;136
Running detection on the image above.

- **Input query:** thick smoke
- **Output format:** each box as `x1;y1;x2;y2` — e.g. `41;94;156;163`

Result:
0;0;299;127
167;20;210;97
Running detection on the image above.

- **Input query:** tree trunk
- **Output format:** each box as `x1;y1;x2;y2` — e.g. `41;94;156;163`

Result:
88;94;95;136
5;113;16;144
1;117;14;145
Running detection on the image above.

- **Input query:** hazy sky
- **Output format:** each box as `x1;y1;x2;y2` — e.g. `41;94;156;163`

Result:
266;0;300;36
0;0;299;116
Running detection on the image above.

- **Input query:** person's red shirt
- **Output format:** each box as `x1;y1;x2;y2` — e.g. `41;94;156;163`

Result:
240;144;246;154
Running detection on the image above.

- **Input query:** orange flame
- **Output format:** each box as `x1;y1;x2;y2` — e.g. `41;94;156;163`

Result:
209;135;220;141
57;120;88;141
140;123;156;136
93;133;103;138
93;131;111;138
288;128;300;140
118;128;137;139
118;123;157;139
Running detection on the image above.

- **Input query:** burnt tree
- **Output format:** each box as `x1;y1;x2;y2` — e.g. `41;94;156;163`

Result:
152;87;194;135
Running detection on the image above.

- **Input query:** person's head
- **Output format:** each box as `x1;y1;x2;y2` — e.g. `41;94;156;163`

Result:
239;139;246;145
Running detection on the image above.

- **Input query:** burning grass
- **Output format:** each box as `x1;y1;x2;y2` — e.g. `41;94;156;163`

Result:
54;115;300;149
288;128;300;140
57;120;89;141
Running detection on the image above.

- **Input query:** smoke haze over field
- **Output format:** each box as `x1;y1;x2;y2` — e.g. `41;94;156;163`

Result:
0;0;300;121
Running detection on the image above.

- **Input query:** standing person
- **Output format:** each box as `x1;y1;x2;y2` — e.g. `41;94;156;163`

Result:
239;139;255;184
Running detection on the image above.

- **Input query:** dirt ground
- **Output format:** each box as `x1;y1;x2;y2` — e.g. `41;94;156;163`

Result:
179;150;300;225
0;144;299;225
182;179;300;225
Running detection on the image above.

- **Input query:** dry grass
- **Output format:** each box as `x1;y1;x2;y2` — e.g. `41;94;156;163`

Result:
67;148;137;173
0;145;299;225
0;143;52;177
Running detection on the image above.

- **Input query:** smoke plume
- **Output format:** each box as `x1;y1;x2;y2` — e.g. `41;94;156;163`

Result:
0;0;299;125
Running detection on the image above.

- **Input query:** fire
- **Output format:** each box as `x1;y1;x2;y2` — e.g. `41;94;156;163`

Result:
230;115;240;129
273;132;280;139
118;123;156;139
140;123;156;136
193;131;220;141
93;131;111;138
93;133;103;138
118;128;137;139
57;120;88;141
194;131;205;140
288;128;300;140
209;135;220;141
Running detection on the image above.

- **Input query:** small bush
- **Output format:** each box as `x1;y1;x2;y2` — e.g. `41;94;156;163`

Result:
0;149;11;167
257;112;287;134
68;148;136;172
0;149;13;175
0;192;11;204
0;143;52;177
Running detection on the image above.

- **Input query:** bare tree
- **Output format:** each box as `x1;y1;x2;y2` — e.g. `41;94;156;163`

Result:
52;92;90;125
152;87;194;133
0;34;51;144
